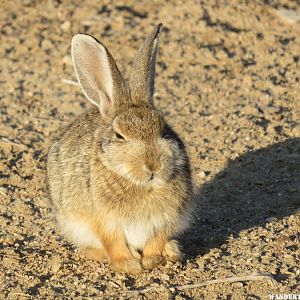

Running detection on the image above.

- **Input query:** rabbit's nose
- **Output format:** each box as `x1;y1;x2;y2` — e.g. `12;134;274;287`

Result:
143;161;163;176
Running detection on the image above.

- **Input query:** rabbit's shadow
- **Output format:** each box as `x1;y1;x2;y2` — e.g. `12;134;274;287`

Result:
180;137;300;257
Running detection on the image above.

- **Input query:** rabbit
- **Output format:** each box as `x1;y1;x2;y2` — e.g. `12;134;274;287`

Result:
47;23;193;274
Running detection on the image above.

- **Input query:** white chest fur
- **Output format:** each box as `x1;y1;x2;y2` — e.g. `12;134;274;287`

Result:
121;217;164;250
58;214;167;251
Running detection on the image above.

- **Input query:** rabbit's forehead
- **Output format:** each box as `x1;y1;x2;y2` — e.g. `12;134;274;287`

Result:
113;107;164;139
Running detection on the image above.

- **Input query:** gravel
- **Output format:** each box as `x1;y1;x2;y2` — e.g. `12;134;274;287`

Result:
0;0;299;298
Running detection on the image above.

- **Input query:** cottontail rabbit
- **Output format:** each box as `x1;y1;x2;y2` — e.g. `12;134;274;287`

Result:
47;24;193;274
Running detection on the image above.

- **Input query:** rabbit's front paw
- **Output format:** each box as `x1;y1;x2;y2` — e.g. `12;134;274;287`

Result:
142;255;164;270
111;258;143;274
162;240;181;262
82;247;108;262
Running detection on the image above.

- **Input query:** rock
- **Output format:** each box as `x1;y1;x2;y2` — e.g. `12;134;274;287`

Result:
2;236;15;245
241;106;258;115
198;171;207;178
41;39;52;50
50;256;61;273
160;273;170;281
293;208;300;216
265;217;278;223
62;55;72;66
61;21;71;32
275;9;300;24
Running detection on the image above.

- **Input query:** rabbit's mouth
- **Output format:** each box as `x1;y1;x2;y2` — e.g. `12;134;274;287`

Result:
115;163;168;187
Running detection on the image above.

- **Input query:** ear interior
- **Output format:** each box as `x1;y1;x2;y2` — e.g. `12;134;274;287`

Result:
71;34;114;111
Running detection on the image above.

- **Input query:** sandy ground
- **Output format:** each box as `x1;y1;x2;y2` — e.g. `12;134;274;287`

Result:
0;0;300;299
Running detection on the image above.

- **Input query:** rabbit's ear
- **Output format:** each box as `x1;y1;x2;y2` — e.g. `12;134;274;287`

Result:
130;24;163;105
71;34;127;117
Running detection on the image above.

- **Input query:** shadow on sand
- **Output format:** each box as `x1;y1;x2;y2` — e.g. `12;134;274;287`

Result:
181;137;300;257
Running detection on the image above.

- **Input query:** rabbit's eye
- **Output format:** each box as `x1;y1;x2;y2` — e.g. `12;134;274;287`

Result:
162;131;170;139
115;132;125;140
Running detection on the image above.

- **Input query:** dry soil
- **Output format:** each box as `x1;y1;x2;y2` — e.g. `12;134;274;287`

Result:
0;0;299;299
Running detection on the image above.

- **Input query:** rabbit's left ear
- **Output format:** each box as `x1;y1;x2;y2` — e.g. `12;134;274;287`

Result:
71;34;128;118
130;24;163;105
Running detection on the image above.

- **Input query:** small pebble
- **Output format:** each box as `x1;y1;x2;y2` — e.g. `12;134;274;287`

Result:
275;9;300;23
61;21;71;32
265;217;278;223
41;39;52;50
198;171;207;178
160;273;170;281
50;256;61;273
62;55;72;66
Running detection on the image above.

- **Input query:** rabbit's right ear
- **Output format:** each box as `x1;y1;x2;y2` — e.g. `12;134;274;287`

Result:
130;24;162;105
71;34;128;118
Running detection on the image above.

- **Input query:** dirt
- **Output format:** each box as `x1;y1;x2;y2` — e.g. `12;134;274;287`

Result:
0;0;299;299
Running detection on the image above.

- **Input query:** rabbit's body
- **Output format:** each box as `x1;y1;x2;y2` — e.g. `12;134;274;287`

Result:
48;108;191;249
47;24;193;273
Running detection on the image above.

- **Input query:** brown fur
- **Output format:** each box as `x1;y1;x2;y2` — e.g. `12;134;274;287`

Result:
47;24;193;274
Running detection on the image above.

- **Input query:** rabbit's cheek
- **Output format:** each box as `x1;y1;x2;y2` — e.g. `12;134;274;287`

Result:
169;143;185;168
103;151;150;186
